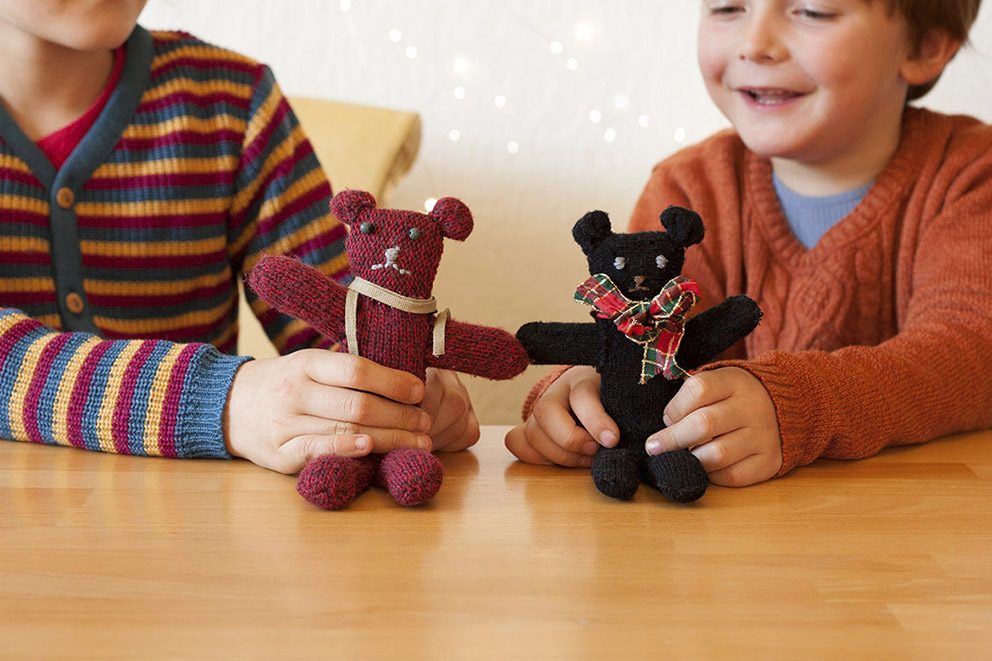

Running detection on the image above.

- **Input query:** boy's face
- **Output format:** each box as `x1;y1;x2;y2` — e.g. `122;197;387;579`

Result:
697;0;916;165
0;0;148;51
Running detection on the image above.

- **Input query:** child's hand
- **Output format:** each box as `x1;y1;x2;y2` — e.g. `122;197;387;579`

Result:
645;367;782;486
224;350;432;474
504;366;620;467
420;368;481;452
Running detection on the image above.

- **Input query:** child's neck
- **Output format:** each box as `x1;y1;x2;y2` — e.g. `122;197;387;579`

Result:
770;111;904;197
0;23;114;141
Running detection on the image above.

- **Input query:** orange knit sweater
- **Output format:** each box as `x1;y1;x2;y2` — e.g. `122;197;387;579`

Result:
526;107;992;476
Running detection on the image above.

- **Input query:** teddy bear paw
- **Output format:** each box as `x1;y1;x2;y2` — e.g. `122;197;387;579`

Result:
591;446;642;501
644;449;708;503
296;454;377;510
376;448;444;506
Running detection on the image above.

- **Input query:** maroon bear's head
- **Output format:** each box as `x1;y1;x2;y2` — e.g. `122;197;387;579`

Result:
330;190;473;299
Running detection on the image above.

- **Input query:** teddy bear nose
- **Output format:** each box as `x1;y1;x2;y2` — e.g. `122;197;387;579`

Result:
633;275;646;284
385;247;400;260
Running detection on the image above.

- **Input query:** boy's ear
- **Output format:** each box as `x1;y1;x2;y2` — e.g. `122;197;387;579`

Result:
900;28;961;89
330;189;377;226
572;210;613;255
430;197;473;241
660;206;705;247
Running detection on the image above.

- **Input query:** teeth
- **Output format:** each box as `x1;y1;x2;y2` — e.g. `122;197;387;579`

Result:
746;89;798;104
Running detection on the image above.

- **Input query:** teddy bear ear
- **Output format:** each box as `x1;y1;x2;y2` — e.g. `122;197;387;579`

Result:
572;210;613;255
330;189;377;226
659;205;705;247
430;197;473;241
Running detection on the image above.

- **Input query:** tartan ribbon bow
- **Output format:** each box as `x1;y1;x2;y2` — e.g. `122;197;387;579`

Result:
575;273;701;383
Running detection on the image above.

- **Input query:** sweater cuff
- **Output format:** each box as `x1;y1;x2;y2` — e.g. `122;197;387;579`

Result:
521;365;574;420
698;354;813;476
174;347;253;459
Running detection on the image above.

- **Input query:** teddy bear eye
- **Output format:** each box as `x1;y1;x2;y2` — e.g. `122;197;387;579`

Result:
408;227;422;240
359;222;375;235
656;255;668;269
613;256;626;270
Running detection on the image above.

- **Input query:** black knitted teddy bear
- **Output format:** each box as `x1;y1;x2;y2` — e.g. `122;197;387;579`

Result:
516;206;762;503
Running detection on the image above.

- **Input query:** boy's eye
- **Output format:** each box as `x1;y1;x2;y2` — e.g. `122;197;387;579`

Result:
408;227;422;240
705;1;745;17
359;222;375;235
794;4;837;20
614;256;626;270
656;255;668;269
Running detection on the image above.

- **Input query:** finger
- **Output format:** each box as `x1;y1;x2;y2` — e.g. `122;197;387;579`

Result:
272;433;373;474
302;351;425;404
707;453;778;488
645;400;742;455
436;410;480;453
526;415;594;468
663;372;734;426
292;417;433;453
532;397;598;456
568;375;620;448
300;383;431;433
420;368;446;425
687;429;754;473
505;422;549;465
426;371;470;437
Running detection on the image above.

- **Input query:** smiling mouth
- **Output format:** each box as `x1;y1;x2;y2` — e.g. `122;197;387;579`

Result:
738;87;806;105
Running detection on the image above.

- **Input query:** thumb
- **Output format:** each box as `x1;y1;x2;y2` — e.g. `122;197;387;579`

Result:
276;434;372;474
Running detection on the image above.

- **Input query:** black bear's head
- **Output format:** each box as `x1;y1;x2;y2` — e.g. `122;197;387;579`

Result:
572;206;704;301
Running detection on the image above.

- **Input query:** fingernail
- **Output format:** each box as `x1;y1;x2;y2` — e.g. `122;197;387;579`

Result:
646;439;661;455
419;412;432;432
418;435;432;450
600;430;617;447
663;413;672;427
355;436;368;450
581;441;599;455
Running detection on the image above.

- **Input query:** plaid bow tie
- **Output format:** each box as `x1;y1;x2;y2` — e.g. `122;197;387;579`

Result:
575;273;701;383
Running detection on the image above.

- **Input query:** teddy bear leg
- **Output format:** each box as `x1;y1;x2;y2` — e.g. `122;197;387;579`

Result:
643;449;709;503
591;446;642;501
375;448;444;507
296;454;377;510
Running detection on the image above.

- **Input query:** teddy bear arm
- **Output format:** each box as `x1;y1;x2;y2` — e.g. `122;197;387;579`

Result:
676;295;762;370
427;321;530;380
515;321;600;366
247;255;348;342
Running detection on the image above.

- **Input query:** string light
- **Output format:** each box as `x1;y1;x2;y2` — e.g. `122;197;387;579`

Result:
339;0;351;11
424;198;437;212
494;94;507;109
507;141;520;154
589;109;602;123
452;55;472;75
566;57;579;71
638;114;650;128
448;129;461;142
388;29;402;43
673;126;687;143
613;95;629;111
574;21;596;43
405;46;418;59
453;86;466;100
549;40;564;55
604;127;617;143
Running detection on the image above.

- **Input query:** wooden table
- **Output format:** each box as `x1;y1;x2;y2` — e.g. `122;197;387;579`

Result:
2;427;991;658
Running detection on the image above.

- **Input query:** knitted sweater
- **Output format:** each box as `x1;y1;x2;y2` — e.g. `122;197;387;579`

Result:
0;27;347;458
525;107;992;476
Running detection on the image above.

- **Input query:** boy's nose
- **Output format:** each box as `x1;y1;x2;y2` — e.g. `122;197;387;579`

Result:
738;12;787;63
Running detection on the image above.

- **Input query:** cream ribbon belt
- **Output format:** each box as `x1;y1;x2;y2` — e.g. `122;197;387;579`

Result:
344;276;450;357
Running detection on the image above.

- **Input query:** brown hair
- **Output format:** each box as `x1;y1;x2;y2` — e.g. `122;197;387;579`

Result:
873;0;984;99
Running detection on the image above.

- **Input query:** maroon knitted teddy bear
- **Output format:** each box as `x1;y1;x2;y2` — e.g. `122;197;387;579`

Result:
247;189;529;510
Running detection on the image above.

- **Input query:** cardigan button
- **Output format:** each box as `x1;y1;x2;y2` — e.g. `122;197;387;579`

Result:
56;187;75;209
65;292;85;315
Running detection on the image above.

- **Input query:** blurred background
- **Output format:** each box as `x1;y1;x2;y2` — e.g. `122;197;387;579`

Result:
141;0;992;424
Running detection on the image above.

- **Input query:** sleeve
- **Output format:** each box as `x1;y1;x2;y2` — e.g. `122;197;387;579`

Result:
0;307;249;458
702;175;992;475
227;65;349;354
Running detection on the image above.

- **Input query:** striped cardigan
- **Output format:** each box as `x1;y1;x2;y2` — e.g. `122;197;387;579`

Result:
0;27;348;458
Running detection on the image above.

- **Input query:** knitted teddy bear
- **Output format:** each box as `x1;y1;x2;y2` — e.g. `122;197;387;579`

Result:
516;206;762;503
247;189;529;510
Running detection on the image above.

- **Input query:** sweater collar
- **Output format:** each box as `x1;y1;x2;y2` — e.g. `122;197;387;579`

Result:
746;107;929;268
0;25;153;192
